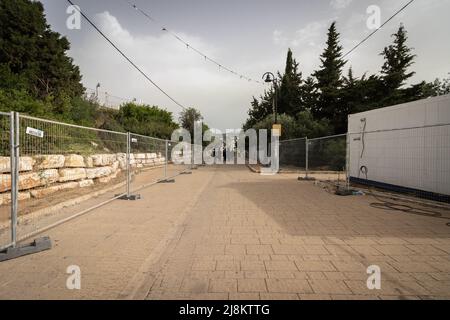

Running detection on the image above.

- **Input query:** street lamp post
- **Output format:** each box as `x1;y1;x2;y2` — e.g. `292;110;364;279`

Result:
262;72;278;124
95;82;101;98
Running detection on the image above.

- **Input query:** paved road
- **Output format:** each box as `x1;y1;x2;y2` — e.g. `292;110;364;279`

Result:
0;166;449;299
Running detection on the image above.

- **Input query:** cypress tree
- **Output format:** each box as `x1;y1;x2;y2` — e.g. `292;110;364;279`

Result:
278;49;303;116
380;24;416;104
312;22;346;133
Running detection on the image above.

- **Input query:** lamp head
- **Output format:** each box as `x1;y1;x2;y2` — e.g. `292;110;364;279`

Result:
264;73;274;83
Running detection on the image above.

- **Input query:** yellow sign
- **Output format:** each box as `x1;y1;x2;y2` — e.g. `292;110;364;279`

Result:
273;124;282;137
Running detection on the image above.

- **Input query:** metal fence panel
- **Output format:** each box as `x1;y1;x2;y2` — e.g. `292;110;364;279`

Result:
0;112;12;250
1;113;202;248
16;115;128;243
167;141;193;177
279;138;306;172
129;133;167;191
307;134;347;182
308;134;348;171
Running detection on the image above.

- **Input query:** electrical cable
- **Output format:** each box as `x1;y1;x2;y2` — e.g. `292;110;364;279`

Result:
122;0;264;85
369;193;450;227
343;0;416;58
360;118;367;159
67;0;187;110
358;166;450;227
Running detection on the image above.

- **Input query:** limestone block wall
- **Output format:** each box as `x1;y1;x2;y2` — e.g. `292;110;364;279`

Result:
0;152;165;205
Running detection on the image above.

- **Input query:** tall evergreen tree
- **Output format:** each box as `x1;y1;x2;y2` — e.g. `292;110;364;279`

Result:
277;49;303;116
300;76;318;113
312;22;347;133
380;24;416;103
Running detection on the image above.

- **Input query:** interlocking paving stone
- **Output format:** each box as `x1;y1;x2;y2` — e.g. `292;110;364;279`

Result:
1;166;449;300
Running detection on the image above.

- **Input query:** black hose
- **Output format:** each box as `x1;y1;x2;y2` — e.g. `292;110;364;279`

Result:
368;185;450;226
359;166;450;226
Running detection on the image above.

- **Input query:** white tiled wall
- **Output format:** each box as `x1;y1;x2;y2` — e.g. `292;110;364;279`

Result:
348;95;450;196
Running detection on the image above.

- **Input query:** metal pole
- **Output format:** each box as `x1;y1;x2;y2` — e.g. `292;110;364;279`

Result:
9;111;15;247
274;82;278;124
346;132;351;191
305;137;309;180
11;112;19;247
190;144;194;169
165;140;168;179
126;132;131;198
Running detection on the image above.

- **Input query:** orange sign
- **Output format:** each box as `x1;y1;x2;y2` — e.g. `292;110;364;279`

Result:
273;124;282;137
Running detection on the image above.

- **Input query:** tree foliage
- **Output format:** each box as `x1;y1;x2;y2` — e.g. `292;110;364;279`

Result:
312;22;347;128
0;0;181;140
278;49;303;116
0;0;84;105
179;107;203;138
244;22;446;138
380;25;416;100
116;103;179;139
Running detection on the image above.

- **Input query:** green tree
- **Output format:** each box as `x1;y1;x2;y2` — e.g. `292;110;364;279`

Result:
243;94;274;130
117;103;179;139
0;0;84;107
295;110;332;139
429;75;450;96
380;24;416;104
252;112;331;141
312;22;347;133
278;49;303;116
300;76;318;113
179;107;206;140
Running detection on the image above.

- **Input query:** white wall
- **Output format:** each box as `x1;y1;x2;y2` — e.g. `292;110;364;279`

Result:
348;94;450;196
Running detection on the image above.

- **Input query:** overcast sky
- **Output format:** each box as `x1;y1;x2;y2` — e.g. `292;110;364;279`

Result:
40;0;450;130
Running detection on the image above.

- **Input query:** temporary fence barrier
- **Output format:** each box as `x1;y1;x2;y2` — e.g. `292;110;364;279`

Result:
0;112;196;257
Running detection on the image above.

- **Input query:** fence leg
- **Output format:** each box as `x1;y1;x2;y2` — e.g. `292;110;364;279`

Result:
165;140;168;179
305;137;309;180
346;132;351;191
127;132;131;198
10;111;17;248
298;137;315;182
1;112;52;262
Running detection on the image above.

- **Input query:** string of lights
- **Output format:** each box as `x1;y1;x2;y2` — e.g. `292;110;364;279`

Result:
343;0;416;58
123;0;264;85
67;0;188;110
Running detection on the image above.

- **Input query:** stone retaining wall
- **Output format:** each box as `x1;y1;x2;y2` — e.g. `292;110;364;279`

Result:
0;153;165;205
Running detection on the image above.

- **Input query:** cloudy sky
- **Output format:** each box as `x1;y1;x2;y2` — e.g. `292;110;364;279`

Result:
40;0;450;130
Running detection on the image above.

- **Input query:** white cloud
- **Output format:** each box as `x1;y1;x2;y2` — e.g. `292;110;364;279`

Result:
330;0;353;10
291;21;329;48
70;11;265;130
272;30;287;46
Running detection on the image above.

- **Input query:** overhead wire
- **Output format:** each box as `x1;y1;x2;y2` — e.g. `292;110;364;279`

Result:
67;0;188;110
123;0;264;85
343;0;416;58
